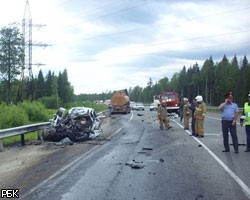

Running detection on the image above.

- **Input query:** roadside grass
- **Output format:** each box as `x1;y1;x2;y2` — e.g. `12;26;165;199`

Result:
3;132;39;146
1;106;107;147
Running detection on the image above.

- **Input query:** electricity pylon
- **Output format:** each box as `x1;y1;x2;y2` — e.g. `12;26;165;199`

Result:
16;0;49;102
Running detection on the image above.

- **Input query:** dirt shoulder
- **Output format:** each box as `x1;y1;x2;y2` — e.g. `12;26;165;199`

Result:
0;137;111;197
0;142;60;189
0;117;115;198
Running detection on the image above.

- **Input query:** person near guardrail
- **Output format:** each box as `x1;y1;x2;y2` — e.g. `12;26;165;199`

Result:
240;92;250;152
158;100;172;130
183;97;191;130
194;95;206;138
218;92;239;153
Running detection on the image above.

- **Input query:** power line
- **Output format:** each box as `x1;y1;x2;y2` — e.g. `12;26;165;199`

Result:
56;0;74;7
74;40;250;62
60;0;124;15
63;0;159;28
78;6;250;41
74;29;250;58
142;29;250;48
16;0;50;102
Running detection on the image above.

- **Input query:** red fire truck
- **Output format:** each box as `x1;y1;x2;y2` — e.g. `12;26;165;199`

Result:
154;92;180;114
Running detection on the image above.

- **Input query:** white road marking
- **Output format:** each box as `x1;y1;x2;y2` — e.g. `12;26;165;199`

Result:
206;116;221;121
129;111;134;122
204;133;221;136
173;119;250;199
21;127;124;199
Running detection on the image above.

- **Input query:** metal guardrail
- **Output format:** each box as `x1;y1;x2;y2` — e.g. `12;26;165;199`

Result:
0;122;51;152
0;110;108;152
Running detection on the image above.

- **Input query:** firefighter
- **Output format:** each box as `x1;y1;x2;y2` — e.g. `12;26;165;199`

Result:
158;100;172;130
183;97;191;130
194;95;206;137
240;92;250;152
189;98;198;136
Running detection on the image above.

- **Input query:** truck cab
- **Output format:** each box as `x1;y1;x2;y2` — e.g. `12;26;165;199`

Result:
159;92;180;114
110;89;131;114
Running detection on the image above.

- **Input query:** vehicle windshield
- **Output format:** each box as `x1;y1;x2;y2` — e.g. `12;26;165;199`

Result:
161;95;177;99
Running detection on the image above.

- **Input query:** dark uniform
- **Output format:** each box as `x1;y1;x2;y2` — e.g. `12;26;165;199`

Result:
183;98;190;130
219;92;239;153
189;98;198;135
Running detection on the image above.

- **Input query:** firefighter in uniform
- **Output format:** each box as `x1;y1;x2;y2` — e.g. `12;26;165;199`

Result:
183;97;191;130
194;95;206;137
240;92;250;152
158;100;172;130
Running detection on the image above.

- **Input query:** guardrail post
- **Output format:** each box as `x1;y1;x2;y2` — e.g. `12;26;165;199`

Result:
21;134;25;146
0;139;3;152
37;130;41;140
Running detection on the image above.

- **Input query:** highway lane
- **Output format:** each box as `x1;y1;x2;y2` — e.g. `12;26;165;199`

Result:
23;108;250;200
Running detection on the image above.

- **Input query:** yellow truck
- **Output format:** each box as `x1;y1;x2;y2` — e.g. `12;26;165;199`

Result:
110;89;131;114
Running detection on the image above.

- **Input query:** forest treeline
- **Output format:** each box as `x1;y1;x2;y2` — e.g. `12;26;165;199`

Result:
1;26;250;108
77;55;250;107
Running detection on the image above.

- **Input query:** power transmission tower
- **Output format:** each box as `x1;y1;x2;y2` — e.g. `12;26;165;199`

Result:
16;0;49;102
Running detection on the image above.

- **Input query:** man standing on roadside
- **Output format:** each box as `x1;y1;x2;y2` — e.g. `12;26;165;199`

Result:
218;92;239;153
240;92;250;152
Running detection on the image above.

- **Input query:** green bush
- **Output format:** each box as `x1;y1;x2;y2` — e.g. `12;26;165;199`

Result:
82;101;108;112
18;101;50;122
38;95;60;109
0;103;29;129
66;101;107;113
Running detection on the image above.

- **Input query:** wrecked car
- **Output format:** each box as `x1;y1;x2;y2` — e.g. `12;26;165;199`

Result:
42;107;104;143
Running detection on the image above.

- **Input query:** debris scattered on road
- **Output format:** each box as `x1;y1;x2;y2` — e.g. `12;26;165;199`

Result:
137;113;144;116
55;137;74;146
198;144;202;147
142;147;153;151
125;162;145;169
138;151;147;154
196;194;204;199
236;143;246;146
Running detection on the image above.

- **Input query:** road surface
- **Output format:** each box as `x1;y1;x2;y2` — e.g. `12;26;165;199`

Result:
15;109;250;200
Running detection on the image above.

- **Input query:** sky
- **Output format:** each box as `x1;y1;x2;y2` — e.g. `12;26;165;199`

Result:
0;0;250;94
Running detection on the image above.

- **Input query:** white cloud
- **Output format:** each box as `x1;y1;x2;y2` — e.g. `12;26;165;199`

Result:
1;0;250;94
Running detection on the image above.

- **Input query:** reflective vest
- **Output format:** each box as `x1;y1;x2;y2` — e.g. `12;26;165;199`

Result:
244;102;250;125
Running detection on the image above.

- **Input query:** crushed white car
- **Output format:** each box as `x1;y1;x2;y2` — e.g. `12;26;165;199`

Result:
42;107;104;143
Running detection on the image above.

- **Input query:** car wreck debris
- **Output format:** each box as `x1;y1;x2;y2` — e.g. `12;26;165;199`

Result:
125;162;145;169
42;107;104;143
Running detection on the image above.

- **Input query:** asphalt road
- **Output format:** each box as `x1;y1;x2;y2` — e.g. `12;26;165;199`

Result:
22;108;250;200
